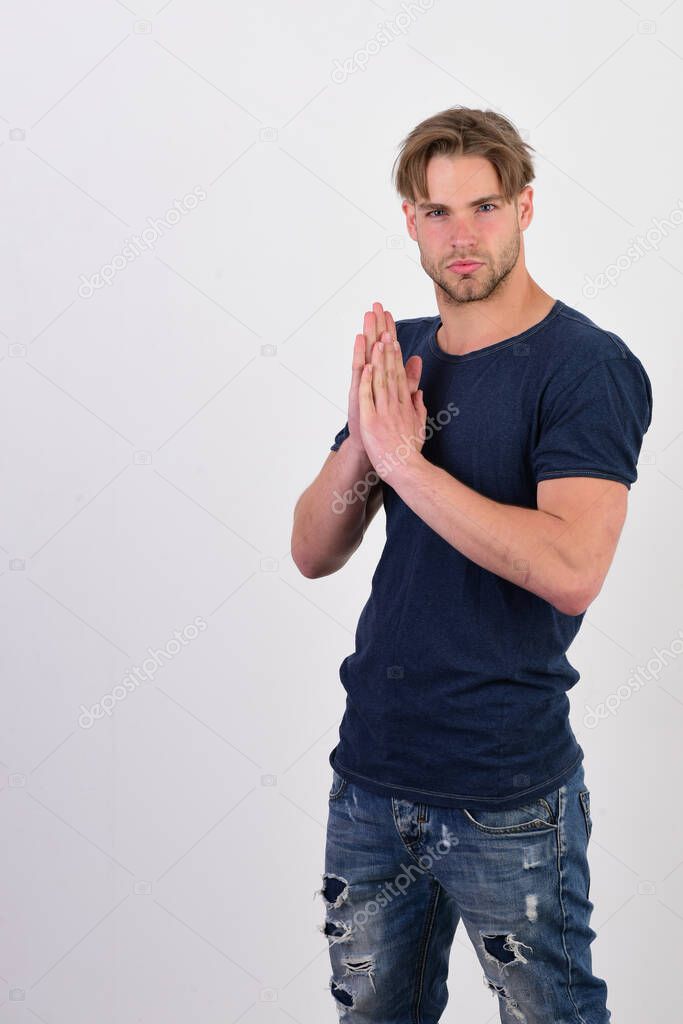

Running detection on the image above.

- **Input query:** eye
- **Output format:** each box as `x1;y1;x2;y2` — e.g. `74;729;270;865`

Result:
426;203;497;218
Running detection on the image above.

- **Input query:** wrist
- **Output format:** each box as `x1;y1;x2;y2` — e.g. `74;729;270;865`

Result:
381;447;428;488
343;437;372;468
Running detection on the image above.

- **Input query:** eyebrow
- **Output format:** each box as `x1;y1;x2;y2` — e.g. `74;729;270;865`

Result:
416;194;505;211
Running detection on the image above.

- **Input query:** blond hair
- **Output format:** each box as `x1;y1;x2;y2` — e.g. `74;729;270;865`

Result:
392;106;535;204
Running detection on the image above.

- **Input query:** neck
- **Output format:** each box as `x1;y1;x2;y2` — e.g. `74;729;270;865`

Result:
435;277;555;357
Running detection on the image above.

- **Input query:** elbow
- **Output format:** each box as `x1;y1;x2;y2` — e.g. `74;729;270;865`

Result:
290;540;319;579
552;574;599;617
291;542;353;579
553;594;590;617
290;537;342;579
291;553;312;578
293;557;341;579
290;528;310;578
290;512;320;578
290;530;333;578
294;557;327;579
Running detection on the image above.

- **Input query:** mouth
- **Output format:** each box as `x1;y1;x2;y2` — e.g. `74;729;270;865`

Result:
447;260;484;275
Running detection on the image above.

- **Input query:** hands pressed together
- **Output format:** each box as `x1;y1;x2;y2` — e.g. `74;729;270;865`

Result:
346;302;428;479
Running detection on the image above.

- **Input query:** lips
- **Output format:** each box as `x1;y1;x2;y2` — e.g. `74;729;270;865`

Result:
448;260;483;272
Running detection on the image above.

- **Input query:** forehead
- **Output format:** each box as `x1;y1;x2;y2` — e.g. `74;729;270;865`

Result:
420;153;503;205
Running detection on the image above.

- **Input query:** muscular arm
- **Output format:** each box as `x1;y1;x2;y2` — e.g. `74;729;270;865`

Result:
385;452;627;615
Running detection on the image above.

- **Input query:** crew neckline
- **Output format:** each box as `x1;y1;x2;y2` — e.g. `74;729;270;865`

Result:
427;298;564;363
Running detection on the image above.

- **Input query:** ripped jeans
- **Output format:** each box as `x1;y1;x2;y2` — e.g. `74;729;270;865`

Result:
316;759;610;1023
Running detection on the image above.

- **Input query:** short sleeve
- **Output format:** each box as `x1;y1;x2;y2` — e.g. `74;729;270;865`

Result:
330;420;350;452
531;354;653;490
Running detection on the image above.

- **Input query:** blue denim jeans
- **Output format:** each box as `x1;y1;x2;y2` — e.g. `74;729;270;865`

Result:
317;759;610;1023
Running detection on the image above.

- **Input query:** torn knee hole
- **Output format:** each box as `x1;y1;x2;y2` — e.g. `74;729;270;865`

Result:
344;956;375;975
481;933;533;969
329;956;378;1016
320;919;353;943
331;979;354;1007
483;975;527;1022
342;956;377;994
316;873;349;909
484;976;506;996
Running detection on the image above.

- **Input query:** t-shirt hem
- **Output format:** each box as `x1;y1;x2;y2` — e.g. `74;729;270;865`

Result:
329;747;584;810
535;469;633;488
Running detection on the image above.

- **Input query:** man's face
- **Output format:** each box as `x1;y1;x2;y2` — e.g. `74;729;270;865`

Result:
404;153;531;304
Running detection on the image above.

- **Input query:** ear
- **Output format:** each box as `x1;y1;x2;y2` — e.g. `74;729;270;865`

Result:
402;199;418;242
517;186;534;230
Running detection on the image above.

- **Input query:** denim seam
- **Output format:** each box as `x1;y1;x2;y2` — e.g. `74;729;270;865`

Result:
579;791;592;841
390;801;432;861
461;806;559;836
411;879;441;1024
328;779;347;802
556;782;589;1024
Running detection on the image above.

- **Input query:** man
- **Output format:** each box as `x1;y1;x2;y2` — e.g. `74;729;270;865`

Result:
291;106;652;1022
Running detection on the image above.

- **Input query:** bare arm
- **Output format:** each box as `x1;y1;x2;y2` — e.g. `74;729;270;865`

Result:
291;443;384;579
291;300;418;579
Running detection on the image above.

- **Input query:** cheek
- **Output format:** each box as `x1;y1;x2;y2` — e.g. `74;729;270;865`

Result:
479;223;511;254
422;221;449;245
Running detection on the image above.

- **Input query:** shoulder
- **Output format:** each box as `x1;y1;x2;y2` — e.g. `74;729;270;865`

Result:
537;303;653;431
550;301;638;362
544;301;651;391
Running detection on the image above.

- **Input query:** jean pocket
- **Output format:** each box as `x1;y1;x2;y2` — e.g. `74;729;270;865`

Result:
462;795;558;836
579;790;592;840
328;768;348;802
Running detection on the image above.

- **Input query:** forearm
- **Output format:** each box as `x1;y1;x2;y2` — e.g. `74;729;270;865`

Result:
389;454;585;613
291;440;378;578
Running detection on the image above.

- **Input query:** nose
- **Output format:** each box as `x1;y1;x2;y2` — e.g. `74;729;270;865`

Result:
447;215;478;253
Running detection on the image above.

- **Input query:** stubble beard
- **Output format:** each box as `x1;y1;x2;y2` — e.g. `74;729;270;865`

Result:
421;228;521;306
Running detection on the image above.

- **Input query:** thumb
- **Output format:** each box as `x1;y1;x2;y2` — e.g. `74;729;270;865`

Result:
405;355;422;395
413;389;427;430
412;387;426;409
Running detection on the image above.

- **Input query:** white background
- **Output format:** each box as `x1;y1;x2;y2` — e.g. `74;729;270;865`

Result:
1;0;681;1021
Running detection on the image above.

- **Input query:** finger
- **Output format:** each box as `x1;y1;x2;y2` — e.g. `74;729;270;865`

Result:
351;333;365;383
349;334;365;413
373;302;387;340
359;362;375;419
364;310;378;364
371;337;388;413
380;331;400;406
384;309;397;341
389;333;411;404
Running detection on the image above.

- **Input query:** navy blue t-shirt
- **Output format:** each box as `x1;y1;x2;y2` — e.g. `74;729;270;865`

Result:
328;298;653;809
